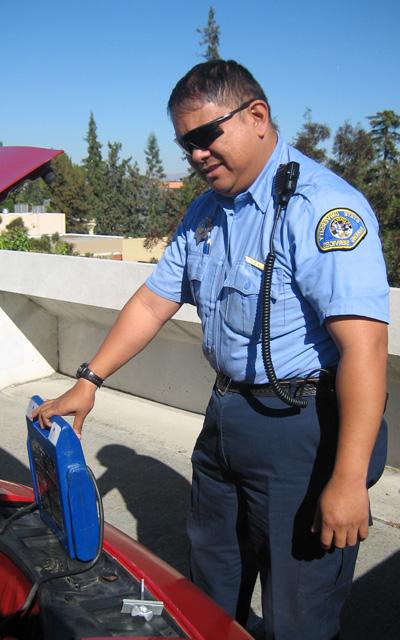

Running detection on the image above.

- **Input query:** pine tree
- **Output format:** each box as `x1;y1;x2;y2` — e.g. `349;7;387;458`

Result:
197;6;221;61
50;154;91;233
83;112;105;223
362;111;400;286
143;133;169;244
367;110;400;164
292;109;330;164
329;122;376;190
145;133;165;180
95;143;142;237
125;161;147;237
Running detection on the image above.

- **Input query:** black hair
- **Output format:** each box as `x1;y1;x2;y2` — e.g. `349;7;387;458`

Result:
168;59;273;122
168;60;268;114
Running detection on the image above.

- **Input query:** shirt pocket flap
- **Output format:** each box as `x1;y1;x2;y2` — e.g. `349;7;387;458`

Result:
224;264;283;301
224;263;262;295
187;252;207;282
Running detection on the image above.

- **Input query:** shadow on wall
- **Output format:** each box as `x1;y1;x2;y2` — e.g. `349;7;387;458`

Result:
96;444;191;576
341;550;400;639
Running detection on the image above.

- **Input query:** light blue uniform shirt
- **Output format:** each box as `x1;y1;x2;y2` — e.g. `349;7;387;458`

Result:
146;137;389;383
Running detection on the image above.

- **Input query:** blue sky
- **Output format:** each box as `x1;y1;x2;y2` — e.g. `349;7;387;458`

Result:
1;0;399;177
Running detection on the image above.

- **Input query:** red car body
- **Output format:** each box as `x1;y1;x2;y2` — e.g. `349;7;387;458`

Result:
0;479;251;639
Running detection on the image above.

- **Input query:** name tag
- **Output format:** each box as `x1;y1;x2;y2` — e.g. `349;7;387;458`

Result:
245;256;264;271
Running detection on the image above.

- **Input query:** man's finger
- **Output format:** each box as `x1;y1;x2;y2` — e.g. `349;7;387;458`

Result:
73;415;84;439
37;410;52;429
358;522;369;542
345;528;359;547
320;525;334;550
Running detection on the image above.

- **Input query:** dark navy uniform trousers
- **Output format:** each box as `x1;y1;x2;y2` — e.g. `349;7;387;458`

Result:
188;386;387;640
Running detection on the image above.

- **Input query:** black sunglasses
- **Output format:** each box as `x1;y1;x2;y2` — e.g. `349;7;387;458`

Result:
175;99;255;156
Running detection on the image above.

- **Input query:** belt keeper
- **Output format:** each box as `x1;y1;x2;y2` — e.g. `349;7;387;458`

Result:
217;375;232;396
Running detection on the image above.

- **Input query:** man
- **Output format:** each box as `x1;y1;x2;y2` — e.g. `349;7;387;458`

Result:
34;60;389;639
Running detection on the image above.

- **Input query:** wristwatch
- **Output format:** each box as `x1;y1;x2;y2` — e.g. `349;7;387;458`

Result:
76;362;104;388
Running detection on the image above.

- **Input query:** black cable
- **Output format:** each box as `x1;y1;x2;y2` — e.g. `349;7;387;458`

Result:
0;501;38;536
261;250;308;409
0;466;104;623
261;162;308;409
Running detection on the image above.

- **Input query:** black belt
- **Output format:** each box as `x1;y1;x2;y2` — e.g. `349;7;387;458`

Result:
215;371;336;397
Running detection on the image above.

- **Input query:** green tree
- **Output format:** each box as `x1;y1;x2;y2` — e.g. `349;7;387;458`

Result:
83;112;105;221
329;122;376;190
0;218;72;254
144;167;207;247
292;109;330;164
197;6;221;60
0;217;31;251
0;173;50;213
4;217;27;231
367;110;400;164
50;154;92;232
143;133;170;244
13;178;51;208
125;161;148;237
96;142;142;236
361;111;400;286
145;133;165;180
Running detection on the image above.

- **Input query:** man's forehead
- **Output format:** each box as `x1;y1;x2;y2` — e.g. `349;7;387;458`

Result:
172;100;233;129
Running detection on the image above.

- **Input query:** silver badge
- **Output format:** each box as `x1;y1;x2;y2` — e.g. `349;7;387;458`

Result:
195;217;213;245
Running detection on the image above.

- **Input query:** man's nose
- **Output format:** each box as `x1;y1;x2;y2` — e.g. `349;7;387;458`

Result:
191;147;211;163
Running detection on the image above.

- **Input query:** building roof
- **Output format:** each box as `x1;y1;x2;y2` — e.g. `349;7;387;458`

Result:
0;146;63;201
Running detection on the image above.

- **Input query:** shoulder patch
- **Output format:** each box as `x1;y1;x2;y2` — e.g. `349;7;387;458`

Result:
315;208;367;252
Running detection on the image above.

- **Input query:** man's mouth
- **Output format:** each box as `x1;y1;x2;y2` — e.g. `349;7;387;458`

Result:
202;163;222;177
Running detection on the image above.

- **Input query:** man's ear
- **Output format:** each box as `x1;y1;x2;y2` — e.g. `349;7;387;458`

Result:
248;100;270;137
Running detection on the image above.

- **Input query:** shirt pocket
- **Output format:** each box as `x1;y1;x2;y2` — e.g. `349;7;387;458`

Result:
224;264;284;338
187;252;214;315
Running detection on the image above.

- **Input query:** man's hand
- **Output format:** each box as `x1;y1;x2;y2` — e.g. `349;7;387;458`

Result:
32;378;97;439
311;476;370;549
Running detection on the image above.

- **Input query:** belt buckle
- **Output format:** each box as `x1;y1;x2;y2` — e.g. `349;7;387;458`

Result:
217;374;232;396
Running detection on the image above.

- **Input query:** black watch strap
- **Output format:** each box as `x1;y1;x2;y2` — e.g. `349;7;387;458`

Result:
76;362;104;388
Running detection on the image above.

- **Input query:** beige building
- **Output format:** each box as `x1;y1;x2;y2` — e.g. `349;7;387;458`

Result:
61;234;167;262
0;211;166;263
0;212;66;237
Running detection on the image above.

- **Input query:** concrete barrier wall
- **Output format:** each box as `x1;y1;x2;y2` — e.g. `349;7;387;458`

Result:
0;251;213;413
0;292;57;389
0;251;398;465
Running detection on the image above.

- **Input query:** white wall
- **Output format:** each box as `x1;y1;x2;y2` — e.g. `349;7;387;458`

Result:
0;292;57;388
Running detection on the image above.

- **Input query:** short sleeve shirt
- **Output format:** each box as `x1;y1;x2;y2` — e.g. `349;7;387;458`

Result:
146;137;389;383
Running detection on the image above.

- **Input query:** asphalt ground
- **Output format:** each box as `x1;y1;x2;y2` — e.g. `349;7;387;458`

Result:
1;375;399;639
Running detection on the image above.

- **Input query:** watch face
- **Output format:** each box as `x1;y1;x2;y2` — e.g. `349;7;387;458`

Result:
76;363;102;387
77;363;88;378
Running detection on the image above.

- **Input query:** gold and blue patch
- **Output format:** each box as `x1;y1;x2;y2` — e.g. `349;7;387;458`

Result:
315;208;367;252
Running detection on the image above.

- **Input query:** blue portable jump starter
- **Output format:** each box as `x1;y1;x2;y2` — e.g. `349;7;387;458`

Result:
26;395;100;561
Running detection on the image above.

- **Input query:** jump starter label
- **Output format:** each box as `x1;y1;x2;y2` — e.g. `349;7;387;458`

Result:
26;396;99;561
